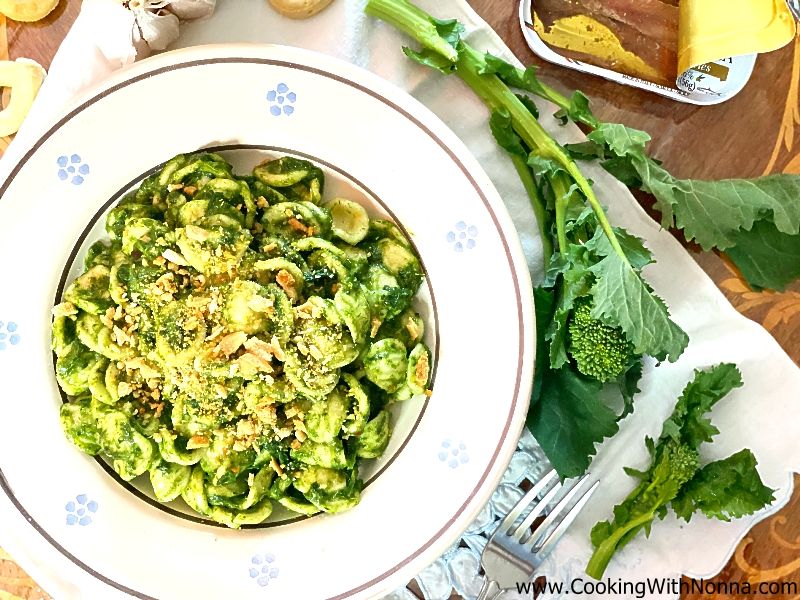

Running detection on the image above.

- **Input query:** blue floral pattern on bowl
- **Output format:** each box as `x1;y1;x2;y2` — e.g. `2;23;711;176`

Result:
57;154;90;185
438;439;469;469
267;83;296;116
249;553;279;587
65;494;98;526
412;430;550;600
0;321;20;351
446;221;478;252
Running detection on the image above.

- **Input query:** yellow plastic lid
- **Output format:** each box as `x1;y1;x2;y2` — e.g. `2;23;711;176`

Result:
679;0;797;75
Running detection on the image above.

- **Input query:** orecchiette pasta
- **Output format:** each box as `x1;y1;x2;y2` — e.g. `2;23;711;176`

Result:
53;152;432;527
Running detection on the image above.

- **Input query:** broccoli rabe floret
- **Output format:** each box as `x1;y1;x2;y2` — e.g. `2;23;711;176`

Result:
586;439;698;579
567;299;633;383
586;364;773;580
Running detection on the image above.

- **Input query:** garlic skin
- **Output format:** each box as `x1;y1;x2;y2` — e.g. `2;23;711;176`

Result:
167;0;216;20
134;8;181;52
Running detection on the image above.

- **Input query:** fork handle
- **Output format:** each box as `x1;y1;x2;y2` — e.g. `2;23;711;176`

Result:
476;578;502;600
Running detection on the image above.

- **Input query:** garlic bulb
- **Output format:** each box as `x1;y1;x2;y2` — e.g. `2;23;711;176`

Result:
125;0;216;54
133;7;180;52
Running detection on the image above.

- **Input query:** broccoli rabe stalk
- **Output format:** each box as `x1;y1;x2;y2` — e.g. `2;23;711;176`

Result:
509;151;553;261
365;0;686;346
366;0;625;267
586;364;774;580
366;0;689;479
461;50;616;249
363;0;460;63
470;48;800;292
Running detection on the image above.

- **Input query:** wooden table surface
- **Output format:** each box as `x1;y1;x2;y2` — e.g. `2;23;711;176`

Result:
2;1;800;598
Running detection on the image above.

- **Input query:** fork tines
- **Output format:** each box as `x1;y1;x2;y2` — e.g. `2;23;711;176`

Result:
495;469;599;555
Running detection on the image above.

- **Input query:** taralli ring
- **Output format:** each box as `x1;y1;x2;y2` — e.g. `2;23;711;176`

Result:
0;59;46;137
0;0;59;22
268;0;333;19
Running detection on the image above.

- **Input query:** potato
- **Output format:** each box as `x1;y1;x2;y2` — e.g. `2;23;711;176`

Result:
268;0;333;19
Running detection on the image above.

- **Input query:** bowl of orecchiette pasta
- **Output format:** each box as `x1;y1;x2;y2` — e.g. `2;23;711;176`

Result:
0;45;534;600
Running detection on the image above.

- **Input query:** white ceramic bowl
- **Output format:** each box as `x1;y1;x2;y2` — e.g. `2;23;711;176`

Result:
0;44;534;600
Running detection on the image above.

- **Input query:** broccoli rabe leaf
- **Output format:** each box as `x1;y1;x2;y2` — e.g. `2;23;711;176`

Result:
672;449;775;523
596;155;643;188
544;248;593;370
584;226;654;270
586;124;800;244
479;53;550;99
586;124;651;158
430;16;465;49
564;141;608;161
659;362;742;447
553;91;593;127
617;357;643;419
580;123;800;291
480;53;598;128
527;154;568;179
516;93;540;119
528;366;618;479
402;46;457;75
725;220;800;291
641;162;800;252
589;252;688;362
489;109;528;159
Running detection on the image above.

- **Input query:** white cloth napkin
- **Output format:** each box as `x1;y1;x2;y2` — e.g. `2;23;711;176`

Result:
0;0;136;173
3;1;800;599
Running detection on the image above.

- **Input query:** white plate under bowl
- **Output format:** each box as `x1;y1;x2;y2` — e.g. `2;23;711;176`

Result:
0;44;534;600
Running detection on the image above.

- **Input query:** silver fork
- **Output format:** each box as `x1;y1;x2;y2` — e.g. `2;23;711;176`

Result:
476;470;599;600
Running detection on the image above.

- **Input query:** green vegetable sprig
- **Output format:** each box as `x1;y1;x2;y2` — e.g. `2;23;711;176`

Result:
586;364;774;579
366;0;689;477
576;126;800;290
467;56;800;291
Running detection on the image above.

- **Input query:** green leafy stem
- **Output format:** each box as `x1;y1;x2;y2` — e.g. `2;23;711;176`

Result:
366;0;628;269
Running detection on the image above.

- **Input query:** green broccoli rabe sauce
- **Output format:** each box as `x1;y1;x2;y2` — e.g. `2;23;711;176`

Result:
53;152;432;528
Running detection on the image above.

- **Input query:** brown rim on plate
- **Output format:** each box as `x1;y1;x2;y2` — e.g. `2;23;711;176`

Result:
0;55;527;600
